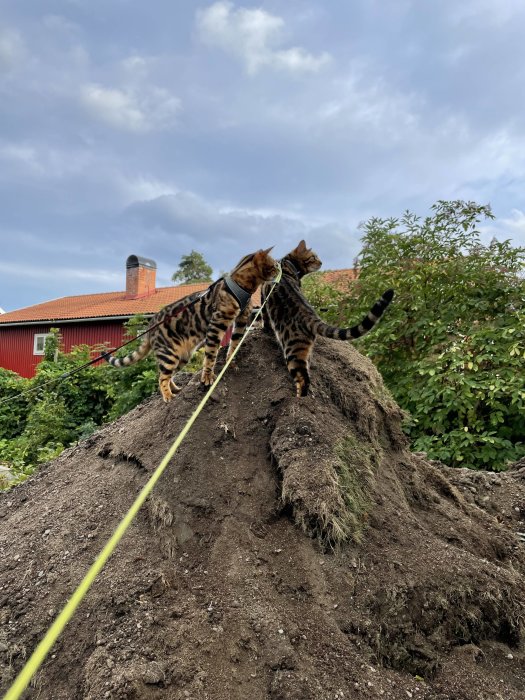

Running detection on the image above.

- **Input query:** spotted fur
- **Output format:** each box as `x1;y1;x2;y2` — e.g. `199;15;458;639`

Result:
262;240;394;397
105;248;278;402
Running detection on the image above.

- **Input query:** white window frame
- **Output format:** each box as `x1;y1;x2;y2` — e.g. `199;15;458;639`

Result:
33;333;51;356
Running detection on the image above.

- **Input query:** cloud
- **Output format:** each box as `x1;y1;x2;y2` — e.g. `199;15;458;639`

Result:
0;140;94;179
119;54;158;78
481;209;525;248
311;68;420;141
124;188;359;272
42;14;81;36
196;1;331;75
449;0;525;26
115;175;180;205
79;83;180;133
0;143;41;173
0;260;121;287
0;29;25;74
500;209;525;236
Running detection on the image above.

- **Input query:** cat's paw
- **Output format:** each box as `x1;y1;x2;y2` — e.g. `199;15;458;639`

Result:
200;369;217;386
161;390;173;403
160;380;174;402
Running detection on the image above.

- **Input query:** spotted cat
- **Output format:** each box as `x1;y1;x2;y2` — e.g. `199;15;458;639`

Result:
105;248;278;401
262;240;394;397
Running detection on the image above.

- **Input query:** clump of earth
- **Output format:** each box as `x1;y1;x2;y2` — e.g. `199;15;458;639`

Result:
1;331;525;699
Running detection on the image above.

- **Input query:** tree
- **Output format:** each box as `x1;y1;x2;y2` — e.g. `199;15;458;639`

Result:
303;200;525;471
172;250;213;284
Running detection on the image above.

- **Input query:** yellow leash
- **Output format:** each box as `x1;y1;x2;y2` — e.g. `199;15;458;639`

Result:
3;266;281;700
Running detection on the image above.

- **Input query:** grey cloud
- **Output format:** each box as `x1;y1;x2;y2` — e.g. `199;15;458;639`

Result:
79;83;181;133
0;28;24;74
1;0;525;313
124;190;360;274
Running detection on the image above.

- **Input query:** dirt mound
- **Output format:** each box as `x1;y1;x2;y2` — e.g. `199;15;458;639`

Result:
1;332;525;700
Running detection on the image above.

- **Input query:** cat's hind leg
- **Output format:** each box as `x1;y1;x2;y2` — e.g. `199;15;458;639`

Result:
285;341;313;397
169;353;192;394
157;352;182;402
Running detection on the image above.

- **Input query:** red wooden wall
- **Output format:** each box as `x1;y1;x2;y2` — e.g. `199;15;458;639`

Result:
0;321;128;378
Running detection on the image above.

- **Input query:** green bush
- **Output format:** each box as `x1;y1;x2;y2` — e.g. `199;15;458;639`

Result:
99;315;157;420
0;368;29;440
0;314;208;487
304;200;525;470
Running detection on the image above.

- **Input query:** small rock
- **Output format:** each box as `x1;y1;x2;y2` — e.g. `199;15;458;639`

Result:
142;663;164;684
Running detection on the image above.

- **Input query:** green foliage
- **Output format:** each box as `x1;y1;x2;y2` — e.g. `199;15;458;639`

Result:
0;329;115;479
0;368;29;439
304;200;525;471
0;314;207;487
101;315;158;420
172;250;213;284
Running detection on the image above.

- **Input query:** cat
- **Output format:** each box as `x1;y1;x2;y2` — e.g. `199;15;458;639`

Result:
261;240;394;397
104;248;278;402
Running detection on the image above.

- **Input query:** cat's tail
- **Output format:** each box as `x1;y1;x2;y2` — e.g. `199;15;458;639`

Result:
102;337;151;368
314;289;394;340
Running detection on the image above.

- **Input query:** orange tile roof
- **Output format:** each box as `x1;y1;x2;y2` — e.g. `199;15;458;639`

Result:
0;284;210;324
0;270;352;325
318;268;359;287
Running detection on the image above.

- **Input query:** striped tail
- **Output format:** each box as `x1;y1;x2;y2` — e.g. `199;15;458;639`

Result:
102;337;151;368
315;289;394;340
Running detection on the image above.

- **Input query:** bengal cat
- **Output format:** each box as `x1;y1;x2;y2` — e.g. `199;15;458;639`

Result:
104;248;278;401
262;240;394;397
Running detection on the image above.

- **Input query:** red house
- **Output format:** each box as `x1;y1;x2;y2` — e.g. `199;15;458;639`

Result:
0;255;357;379
0;255;210;378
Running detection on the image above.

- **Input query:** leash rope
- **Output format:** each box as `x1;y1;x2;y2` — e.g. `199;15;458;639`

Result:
3;264;281;700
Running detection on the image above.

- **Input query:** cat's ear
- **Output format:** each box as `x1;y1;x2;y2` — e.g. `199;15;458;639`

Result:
255;246;273;258
253;247;273;262
296;240;307;253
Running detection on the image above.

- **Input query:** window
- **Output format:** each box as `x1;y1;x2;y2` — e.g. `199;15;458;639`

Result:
33;333;51;355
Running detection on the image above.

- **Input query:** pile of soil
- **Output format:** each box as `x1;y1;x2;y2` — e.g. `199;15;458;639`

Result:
1;332;525;700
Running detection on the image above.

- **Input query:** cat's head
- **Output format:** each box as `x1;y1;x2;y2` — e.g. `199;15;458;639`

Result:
232;247;279;286
289;240;322;274
252;246;280;281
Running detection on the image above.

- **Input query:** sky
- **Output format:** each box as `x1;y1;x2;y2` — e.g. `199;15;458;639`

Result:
1;0;525;312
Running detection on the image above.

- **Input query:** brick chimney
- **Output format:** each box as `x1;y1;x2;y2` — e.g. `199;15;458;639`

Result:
125;255;157;299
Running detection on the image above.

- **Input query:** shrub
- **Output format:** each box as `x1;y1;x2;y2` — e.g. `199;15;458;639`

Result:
304;200;525;470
